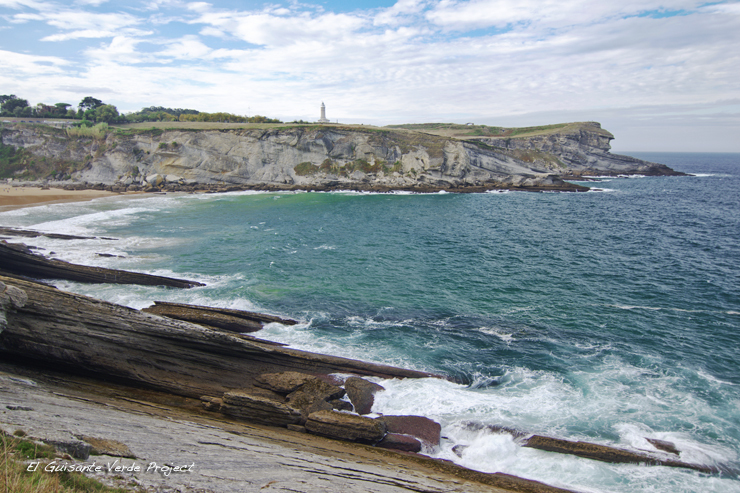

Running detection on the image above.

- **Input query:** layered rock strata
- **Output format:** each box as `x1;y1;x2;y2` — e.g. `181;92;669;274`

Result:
2;122;682;193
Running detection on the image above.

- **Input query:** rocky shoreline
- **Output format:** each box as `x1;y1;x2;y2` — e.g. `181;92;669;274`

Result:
0;233;729;492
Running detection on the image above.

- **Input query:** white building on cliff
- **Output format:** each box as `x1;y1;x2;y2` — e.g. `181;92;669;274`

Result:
317;102;331;123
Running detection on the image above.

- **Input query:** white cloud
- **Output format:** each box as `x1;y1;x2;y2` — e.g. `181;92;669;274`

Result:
156;34;212;60
0;48;68;75
1;0;738;150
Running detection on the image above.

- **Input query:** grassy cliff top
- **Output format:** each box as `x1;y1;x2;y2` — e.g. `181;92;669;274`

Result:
7;120;613;141
384;122;614;139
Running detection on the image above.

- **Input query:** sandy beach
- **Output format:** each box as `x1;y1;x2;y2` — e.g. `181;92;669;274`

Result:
0;186;130;211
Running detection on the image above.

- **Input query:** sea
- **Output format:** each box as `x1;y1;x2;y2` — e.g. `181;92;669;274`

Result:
1;152;738;493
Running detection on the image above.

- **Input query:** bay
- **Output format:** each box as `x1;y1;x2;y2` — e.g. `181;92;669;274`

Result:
2;152;739;492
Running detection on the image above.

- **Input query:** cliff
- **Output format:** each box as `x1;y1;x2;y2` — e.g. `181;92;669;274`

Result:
0;121;681;192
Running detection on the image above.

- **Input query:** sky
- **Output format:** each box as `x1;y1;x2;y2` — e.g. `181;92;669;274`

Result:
1;0;739;152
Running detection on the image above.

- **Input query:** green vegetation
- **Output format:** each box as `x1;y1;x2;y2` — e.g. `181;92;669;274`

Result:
1;431;134;493
1;94;281;125
66;123;108;139
296;157;404;177
294;162;319;175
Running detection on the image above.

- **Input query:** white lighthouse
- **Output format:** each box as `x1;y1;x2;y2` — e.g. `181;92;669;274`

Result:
318;102;330;123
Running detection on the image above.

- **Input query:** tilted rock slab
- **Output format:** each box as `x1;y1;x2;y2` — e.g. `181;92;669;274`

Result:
221;391;302;427
0;241;204;288
0;275;438;400
142;300;297;333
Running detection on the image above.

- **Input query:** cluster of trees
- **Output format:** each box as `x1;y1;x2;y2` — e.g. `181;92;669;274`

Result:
1;95;281;125
1;95;122;123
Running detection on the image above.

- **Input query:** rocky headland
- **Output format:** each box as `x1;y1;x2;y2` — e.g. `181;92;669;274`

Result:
0;121;683;193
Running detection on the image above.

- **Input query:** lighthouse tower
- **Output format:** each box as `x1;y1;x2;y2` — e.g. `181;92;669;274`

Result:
318;102;330;123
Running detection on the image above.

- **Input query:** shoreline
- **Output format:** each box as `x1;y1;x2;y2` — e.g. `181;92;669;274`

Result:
0;186;140;212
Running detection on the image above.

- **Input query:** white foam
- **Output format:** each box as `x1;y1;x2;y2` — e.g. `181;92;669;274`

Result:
476;326;515;343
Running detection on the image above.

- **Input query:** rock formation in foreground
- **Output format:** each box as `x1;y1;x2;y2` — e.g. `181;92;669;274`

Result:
1;121;683;192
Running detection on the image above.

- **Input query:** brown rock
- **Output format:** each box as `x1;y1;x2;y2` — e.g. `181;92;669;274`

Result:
379;415;441;447
287;378;345;422
255;371;317;394
221;391;302;427
330;399;353;412
523;435;715;473
376;433;422;453
305;410;386;443
344;376;385;415
646;438;680;455
200;396;223;412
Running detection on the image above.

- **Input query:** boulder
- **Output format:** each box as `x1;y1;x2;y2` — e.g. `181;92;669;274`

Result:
379;415;441;447
165;174;182;183
287;378;346;422
255;372;318;394
646;438;680;456
344;376;384;415
376;433;422;453
305;410;386;443
145;174;163;186
221;391;302;427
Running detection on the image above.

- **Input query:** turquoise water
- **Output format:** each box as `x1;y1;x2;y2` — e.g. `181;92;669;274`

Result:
2;152;739;492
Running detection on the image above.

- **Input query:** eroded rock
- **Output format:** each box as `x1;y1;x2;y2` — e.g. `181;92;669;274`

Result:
255;371;318;394
379;415;441;447
305;410;386;443
344;376;384;415
221;391;302;427
376;433;422;453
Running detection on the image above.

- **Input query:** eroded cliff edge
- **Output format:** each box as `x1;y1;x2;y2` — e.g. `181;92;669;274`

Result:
0;121;682;192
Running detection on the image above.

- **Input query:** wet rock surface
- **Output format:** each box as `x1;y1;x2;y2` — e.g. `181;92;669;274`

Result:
379;415;442;447
142;300;297;332
0;241;204;288
345;376;385;415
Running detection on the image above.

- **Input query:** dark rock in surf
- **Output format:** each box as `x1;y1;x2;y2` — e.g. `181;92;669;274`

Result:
345;376;385;415
0;241;203;288
142;301;298;332
376;433;422;453
523;435;716;473
646;438;680;456
379;415;441;447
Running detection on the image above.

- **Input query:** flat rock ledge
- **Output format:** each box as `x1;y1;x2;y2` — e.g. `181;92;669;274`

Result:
142;300;298;333
0;241;204;288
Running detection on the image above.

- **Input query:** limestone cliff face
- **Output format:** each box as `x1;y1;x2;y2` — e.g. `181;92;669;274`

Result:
0;122;680;191
478;122;678;176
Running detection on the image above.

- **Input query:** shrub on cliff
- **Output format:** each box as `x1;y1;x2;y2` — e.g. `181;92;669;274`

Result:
294;162;319;176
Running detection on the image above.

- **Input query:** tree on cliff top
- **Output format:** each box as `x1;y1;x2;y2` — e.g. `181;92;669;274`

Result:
79;96;103;111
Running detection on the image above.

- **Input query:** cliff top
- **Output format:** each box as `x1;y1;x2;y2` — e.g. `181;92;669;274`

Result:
385;121;614;140
92;120;613;141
